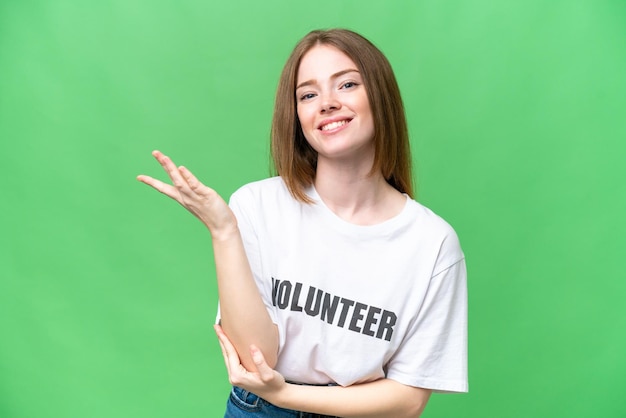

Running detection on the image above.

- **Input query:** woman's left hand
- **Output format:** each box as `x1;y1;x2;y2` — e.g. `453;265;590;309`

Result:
214;324;287;400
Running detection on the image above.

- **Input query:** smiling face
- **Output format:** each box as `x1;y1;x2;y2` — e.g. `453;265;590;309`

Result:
295;44;375;167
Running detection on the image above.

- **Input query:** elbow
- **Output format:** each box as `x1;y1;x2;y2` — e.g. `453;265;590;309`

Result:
400;404;427;418
401;389;431;418
406;403;427;418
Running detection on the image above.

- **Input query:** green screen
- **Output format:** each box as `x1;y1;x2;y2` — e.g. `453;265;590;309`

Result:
1;1;624;417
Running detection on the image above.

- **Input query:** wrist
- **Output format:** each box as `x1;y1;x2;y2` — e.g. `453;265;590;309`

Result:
263;382;295;409
208;223;240;242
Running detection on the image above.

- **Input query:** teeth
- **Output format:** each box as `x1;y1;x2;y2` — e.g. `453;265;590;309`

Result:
320;120;348;131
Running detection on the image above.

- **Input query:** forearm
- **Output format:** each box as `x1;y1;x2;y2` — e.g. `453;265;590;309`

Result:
137;151;278;369
269;378;431;418
212;227;278;371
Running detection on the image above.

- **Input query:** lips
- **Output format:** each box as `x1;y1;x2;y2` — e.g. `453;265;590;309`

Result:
318;118;352;131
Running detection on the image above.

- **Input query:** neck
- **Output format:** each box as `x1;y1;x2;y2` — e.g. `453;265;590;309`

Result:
313;160;405;225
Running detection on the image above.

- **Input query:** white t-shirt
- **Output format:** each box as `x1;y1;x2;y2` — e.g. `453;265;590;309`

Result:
227;177;468;393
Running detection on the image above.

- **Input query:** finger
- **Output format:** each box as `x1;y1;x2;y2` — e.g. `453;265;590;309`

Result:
214;324;227;341
215;325;237;357
178;166;206;193
214;326;231;371
215;326;231;358
250;345;275;382
214;327;227;357
217;340;232;376
215;325;252;386
136;174;180;200
152;150;189;190
214;325;243;370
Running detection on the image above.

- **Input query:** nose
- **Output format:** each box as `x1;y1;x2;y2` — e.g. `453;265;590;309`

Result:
320;93;341;113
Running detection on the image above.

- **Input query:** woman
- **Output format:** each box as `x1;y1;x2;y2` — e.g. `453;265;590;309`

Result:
138;29;467;418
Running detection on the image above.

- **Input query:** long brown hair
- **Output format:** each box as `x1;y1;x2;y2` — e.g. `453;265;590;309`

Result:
271;29;413;202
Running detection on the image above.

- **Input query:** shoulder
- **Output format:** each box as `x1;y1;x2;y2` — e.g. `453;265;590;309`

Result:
406;199;465;271
229;176;300;216
407;199;458;240
230;176;290;203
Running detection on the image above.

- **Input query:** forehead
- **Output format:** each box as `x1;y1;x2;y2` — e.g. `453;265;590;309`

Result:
296;44;358;83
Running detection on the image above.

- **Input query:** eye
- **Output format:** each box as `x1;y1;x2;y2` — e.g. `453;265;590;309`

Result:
299;92;316;101
341;81;359;89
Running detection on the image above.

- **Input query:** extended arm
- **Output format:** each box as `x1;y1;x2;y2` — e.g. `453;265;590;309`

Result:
138;151;278;370
215;325;431;418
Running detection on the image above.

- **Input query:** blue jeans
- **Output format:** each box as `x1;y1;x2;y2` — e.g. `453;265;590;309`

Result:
225;386;341;418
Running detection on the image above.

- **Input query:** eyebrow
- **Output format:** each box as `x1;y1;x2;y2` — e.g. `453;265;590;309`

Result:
296;68;360;90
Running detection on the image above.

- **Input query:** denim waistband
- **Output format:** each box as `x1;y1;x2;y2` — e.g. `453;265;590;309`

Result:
227;385;341;418
286;380;339;387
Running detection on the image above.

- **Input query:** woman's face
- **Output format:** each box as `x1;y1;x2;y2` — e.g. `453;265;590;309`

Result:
295;44;375;166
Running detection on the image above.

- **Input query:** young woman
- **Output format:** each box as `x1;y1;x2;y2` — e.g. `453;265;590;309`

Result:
138;29;467;418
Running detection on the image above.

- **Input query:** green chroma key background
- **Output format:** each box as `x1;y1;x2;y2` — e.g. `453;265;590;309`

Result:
1;1;624;417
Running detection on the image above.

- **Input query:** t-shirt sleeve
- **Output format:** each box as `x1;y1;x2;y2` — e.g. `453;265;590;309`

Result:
214;187;278;325
385;232;468;393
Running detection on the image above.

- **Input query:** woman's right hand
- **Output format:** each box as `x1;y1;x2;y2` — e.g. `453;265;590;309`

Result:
137;150;237;240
